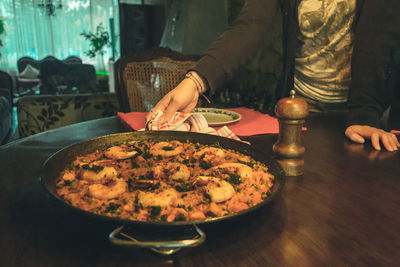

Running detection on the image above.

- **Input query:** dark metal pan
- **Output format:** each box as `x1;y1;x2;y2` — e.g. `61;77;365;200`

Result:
41;131;284;254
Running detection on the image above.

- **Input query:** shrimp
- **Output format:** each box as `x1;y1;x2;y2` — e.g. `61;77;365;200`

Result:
88;178;127;200
193;147;226;164
195;176;235;203
137;188;178;208
153;163;190;181
79;163;118;182
208;202;225;217
104;145;138;160
211;163;253;180
150;141;184;157
61;171;76;181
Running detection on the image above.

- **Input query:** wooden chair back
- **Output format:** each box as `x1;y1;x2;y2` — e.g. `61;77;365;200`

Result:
114;47;199;112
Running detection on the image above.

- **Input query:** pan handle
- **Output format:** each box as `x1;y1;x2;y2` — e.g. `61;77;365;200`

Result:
109;224;206;255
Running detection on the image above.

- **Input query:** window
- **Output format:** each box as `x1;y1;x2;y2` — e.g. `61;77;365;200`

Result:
0;0;119;71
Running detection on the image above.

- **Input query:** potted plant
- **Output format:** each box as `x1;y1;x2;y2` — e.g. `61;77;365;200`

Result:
80;23;111;71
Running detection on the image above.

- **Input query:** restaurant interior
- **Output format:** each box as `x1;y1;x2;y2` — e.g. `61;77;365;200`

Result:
0;0;282;145
1;0;400;265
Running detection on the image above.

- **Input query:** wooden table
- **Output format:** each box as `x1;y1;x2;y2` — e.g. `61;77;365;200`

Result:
1;112;399;266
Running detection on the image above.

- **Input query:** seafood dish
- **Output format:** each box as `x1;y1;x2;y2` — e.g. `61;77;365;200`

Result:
55;139;275;222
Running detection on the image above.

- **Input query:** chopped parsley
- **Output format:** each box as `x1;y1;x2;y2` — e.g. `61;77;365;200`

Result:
202;193;211;204
238;160;255;168
151;182;161;190
81;164;104;173
155;155;163;160
63;180;73;186
226;173;242;185
150;206;161;216
131;160;140;168
199;161;212;170
142;149;152;159
105;203;120;214
133;147;143;154
127;178;134;190
174;184;192;192
177;204;192;211
252;184;260;191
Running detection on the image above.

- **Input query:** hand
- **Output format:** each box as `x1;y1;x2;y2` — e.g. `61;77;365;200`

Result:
146;78;199;124
345;125;400;151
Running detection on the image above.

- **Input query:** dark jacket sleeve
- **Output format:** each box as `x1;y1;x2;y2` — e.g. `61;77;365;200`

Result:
190;0;280;93
347;0;400;128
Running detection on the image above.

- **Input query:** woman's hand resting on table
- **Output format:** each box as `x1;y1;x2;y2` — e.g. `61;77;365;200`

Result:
345;125;400;151
146;71;203;124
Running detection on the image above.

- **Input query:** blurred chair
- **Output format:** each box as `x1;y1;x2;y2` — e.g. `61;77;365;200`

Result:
16;56;82;96
0;70;14;144
114;47;199;112
17;56;82;74
39;60;98;94
17;92;119;138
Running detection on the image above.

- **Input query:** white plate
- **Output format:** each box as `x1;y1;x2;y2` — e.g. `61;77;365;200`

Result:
193;108;242;126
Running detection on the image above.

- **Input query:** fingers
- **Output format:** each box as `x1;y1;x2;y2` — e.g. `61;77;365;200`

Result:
145;95;170;122
371;133;381;151
161;101;181;122
392;133;400;147
345;127;365;144
386;134;396;151
346;125;399;151
380;133;399;152
145;110;156;122
146;78;200;124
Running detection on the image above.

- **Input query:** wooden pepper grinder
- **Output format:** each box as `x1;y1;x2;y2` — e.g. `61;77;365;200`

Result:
273;90;308;176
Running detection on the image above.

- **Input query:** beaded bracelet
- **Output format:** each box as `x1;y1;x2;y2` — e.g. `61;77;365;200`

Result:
185;72;205;94
185;72;210;103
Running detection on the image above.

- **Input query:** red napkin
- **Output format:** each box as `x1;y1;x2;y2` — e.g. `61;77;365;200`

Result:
118;107;284;137
118;112;147;131
222;108;280;135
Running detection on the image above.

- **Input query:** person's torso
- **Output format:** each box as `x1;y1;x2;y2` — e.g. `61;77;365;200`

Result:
294;0;356;104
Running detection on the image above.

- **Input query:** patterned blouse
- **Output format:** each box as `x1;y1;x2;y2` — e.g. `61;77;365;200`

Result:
294;0;356;103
